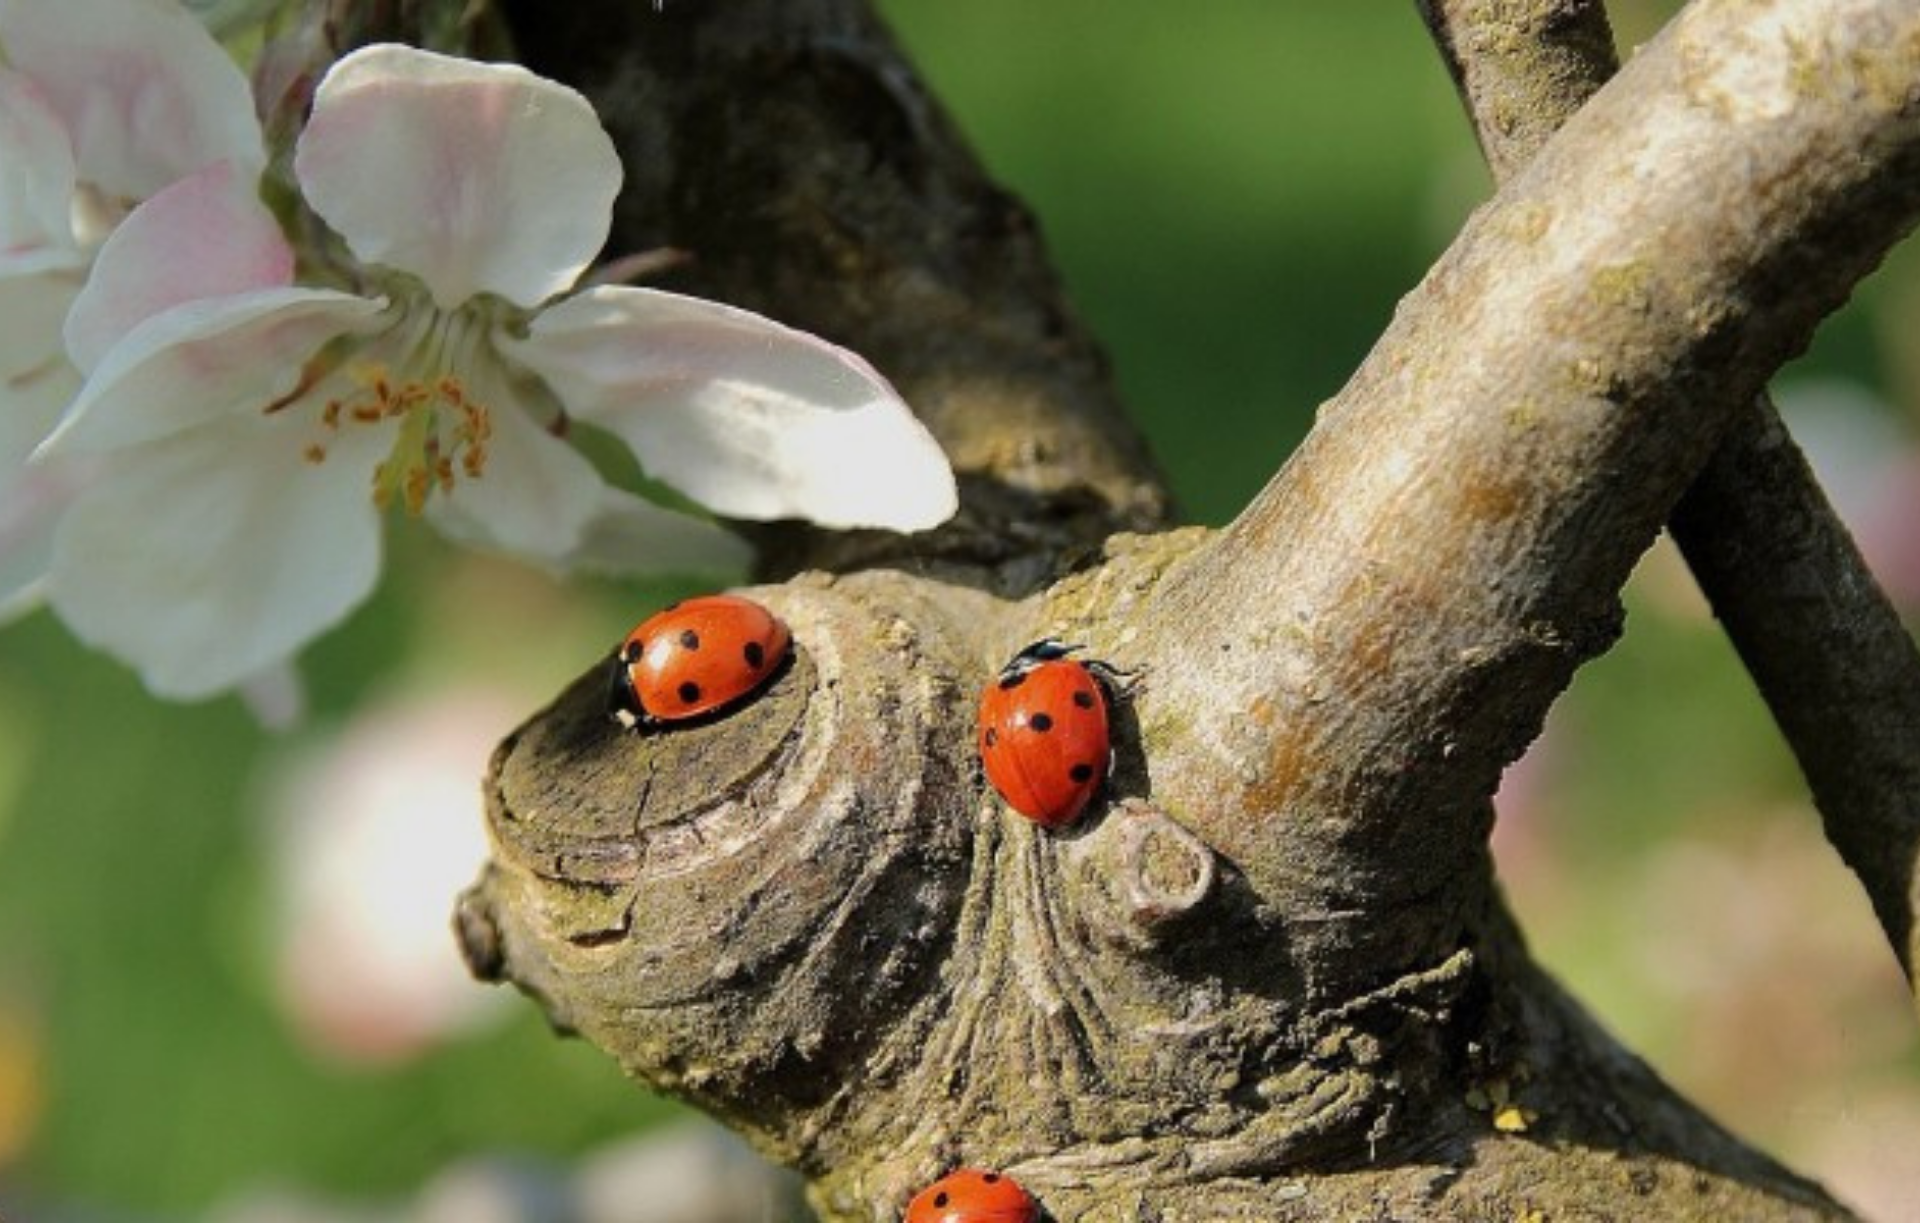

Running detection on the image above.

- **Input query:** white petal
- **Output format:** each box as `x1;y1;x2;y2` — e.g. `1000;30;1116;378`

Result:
294;44;619;310
0;266;80;399
0;246;86;281
0;0;265;197
419;353;752;572
0;517;50;620
504;287;958;530
47;410;388;700
421;363;610;562
63;160;293;374
0;68;80;256
555;485;753;576
0;452;96;623
39;287;388;455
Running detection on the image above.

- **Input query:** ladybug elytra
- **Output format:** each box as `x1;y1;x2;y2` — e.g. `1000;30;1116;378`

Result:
608;594;791;731
977;639;1117;827
905;1167;1040;1223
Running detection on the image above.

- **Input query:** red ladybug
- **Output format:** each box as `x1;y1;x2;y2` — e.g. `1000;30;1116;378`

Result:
905;1168;1039;1223
607;594;792;731
977;640;1116;827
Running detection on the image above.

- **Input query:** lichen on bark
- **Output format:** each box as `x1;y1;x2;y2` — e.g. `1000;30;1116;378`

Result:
435;0;1920;1217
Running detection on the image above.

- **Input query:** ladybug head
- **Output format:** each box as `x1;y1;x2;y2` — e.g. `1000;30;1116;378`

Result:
605;645;648;732
998;637;1081;682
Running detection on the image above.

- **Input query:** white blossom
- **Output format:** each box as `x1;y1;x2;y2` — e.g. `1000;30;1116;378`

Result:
0;0;263;619
34;43;957;700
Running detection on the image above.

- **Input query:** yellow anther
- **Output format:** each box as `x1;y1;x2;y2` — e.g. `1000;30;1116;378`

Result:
305;351;499;515
404;466;430;515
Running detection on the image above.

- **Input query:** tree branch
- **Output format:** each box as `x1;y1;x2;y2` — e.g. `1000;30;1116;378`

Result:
1423;0;1920;1008
454;1;1920;1215
1418;0;1621;183
1120;0;1920;998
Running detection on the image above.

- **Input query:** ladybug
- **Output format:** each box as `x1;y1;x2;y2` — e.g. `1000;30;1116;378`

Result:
905;1167;1039;1223
607;594;792;731
977;640;1118;827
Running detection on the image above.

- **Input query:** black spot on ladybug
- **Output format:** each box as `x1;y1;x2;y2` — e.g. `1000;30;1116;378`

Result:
1073;689;1095;709
934;1192;950;1207
679;628;701;650
982;1173;1000;1184
984;727;998;747
678;681;702;704
744;640;765;669
1030;712;1054;732
621;640;641;663
1070;762;1095;783
998;670;1028;690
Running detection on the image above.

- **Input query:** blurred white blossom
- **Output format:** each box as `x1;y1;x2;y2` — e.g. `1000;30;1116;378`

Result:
262;690;514;1064
0;0;264;620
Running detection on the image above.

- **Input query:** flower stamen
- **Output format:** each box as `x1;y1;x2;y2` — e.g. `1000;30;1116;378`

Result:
314;360;494;516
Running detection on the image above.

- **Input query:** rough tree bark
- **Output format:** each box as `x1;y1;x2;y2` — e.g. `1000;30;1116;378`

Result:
429;0;1920;1218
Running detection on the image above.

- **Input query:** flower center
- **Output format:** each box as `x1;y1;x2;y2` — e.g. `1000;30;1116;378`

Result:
299;301;498;515
329;364;492;515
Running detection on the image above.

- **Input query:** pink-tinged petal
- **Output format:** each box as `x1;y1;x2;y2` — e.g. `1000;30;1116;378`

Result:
504;287;958;530
0;269;85;620
0;0;264;197
46;409;388;700
0;68;79;257
294;44;619;310
63;161;294;374
39;287;388;455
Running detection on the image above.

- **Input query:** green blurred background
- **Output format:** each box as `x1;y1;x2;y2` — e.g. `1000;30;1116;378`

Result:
2;2;1918;1219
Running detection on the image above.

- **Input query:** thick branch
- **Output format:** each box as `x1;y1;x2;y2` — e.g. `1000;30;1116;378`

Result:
1425;0;1920;1004
1123;0;1920;996
458;3;1904;1214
